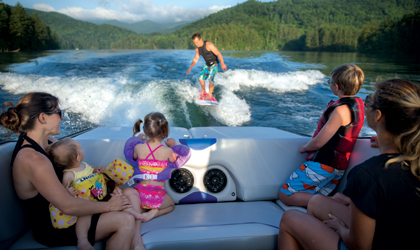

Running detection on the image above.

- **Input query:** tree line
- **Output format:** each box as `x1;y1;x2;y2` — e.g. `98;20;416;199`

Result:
109;0;420;55
0;1;58;51
1;0;419;56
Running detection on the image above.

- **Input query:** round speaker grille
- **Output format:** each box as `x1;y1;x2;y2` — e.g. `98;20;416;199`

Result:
203;169;227;193
169;169;194;193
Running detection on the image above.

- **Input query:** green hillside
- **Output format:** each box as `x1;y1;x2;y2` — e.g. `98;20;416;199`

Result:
102;19;191;34
0;2;58;51
111;0;420;53
24;8;137;49
6;0;419;54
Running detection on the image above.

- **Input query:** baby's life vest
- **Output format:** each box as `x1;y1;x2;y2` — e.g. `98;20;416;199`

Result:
49;159;133;229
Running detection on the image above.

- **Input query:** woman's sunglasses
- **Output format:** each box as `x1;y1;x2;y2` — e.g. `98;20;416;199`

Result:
365;94;372;108
31;109;65;119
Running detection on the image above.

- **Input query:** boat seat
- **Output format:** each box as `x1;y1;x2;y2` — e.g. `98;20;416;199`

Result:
0;127;378;250
140;201;283;250
9;231;105;250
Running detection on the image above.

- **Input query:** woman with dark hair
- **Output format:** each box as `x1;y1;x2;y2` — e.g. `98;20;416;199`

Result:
0;92;146;250
278;79;420;250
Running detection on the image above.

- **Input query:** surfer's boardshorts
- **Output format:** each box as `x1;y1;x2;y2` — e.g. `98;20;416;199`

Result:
199;64;218;83
279;161;345;196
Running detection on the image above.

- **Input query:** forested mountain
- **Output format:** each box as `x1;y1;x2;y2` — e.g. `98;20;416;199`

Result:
102;19;191;34
358;10;420;55
0;1;58;51
24;8;137;49
111;0;420;54
3;0;420;54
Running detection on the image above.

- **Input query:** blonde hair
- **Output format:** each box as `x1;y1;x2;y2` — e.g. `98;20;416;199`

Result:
331;64;364;95
371;79;420;180
46;138;79;169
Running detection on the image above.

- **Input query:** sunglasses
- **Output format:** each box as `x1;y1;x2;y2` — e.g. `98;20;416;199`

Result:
364;94;373;108
327;80;333;85
31;109;65;119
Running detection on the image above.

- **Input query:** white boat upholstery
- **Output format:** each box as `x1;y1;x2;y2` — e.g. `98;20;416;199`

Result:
0;127;377;249
141;202;282;250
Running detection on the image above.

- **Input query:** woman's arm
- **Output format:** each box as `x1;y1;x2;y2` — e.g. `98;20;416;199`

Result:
15;149;132;216
325;201;375;250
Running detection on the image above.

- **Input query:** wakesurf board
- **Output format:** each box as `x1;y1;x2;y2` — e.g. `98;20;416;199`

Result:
195;93;219;106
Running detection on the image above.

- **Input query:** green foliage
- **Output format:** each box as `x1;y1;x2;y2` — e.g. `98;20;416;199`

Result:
0;2;58;51
358;10;420;56
111;0;420;53
102;19;191;34
25;9;137;49
4;0;419;54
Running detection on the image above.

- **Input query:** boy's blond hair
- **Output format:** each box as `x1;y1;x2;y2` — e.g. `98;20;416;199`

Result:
46;138;78;169
331;64;364;95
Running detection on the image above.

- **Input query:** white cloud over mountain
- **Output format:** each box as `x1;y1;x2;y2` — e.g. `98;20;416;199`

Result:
33;0;229;23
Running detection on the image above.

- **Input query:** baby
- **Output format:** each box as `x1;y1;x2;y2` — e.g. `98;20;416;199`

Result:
47;138;143;250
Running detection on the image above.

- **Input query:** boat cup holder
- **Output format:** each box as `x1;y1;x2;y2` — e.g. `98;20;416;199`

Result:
203;169;227;193
169;168;194;193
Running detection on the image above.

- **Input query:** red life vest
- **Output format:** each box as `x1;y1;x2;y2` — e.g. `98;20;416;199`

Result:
306;97;365;170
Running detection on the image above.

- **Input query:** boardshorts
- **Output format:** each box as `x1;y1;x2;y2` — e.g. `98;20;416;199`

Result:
279;161;345;196
199;64;218;83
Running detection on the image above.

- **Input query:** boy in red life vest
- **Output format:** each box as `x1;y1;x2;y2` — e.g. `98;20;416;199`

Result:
279;64;365;207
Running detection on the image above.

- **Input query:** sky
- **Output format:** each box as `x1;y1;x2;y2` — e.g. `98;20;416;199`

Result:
2;0;274;23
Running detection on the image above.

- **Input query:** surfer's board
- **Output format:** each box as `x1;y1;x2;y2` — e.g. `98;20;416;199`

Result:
195;94;219;106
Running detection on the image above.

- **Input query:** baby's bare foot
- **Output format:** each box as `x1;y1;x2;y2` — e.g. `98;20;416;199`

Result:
77;239;94;250
124;208;146;221
141;209;159;222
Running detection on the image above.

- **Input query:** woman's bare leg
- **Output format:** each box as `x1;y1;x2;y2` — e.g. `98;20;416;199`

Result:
278;209;340;250
94;211;136;250
123;187;146;250
307;194;351;227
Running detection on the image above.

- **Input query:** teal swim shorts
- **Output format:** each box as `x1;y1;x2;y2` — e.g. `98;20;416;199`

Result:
199;64;218;83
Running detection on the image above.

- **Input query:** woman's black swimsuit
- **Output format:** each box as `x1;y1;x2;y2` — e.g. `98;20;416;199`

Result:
11;133;101;247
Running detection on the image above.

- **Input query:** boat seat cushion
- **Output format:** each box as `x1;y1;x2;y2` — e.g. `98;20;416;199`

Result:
9;230;105;250
141;201;283;250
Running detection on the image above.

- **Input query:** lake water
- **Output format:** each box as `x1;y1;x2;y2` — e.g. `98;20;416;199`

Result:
0;50;419;140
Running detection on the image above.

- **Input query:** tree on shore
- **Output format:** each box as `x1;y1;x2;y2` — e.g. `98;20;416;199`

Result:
0;1;58;51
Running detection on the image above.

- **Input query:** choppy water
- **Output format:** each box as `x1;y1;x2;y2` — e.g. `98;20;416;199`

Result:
0;50;419;140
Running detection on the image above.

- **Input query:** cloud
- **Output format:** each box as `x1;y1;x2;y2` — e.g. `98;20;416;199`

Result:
32;1;229;23
33;3;56;12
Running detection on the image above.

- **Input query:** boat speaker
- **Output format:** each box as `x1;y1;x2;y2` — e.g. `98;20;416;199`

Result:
165;165;236;204
203;169;227;193
169;168;194;193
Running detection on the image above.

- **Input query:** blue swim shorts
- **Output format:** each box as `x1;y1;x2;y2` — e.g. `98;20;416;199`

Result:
199;64;218;83
279;161;345;196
